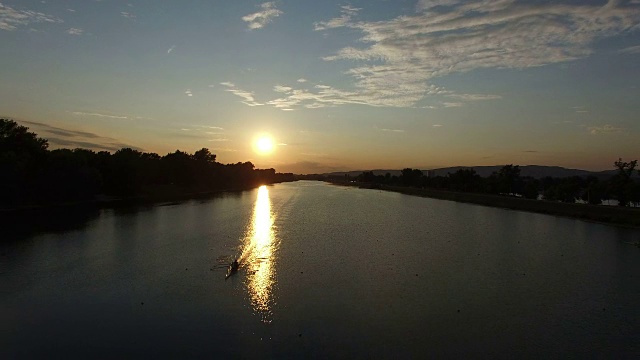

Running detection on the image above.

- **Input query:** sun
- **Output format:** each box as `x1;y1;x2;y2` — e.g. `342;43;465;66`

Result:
254;135;275;155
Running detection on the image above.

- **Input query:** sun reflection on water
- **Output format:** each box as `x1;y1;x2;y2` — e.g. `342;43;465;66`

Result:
240;185;278;323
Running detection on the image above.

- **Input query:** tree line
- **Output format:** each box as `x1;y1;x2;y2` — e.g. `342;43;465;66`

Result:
0;119;294;208
350;162;640;207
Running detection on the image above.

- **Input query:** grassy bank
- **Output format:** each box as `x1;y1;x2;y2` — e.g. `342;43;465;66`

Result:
332;181;640;228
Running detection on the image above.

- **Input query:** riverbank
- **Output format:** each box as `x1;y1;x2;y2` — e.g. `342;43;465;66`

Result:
331;181;640;229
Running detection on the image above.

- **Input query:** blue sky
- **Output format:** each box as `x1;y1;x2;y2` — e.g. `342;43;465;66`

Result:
1;0;639;173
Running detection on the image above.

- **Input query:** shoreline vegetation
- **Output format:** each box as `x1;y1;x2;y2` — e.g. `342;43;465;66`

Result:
330;181;640;229
2;118;639;231
315;160;640;230
0;118;294;213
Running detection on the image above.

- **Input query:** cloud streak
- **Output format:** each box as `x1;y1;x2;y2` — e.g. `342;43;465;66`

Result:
619;44;640;54
0;2;62;31
220;82;263;106
120;11;135;19
314;5;361;31
242;2;282;30
71;111;130;119
446;94;502;101
588;124;624;135
18;120;141;152
66;27;83;35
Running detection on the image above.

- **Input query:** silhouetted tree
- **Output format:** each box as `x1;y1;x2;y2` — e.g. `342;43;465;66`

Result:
611;158;637;206
447;168;481;192
193;148;216;164
581;176;607;205
44;148;102;201
357;171;376;183
0;119;49;206
521;178;539;200
486;165;522;195
401;168;423;187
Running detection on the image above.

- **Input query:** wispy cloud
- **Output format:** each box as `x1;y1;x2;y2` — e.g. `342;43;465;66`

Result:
70;111;151;121
209;147;237;153
619;44;640;54
297;78;307;83
314;5;361;31
242;2;282;30
378;128;405;133
18;120;141;152
443;102;463;108
446;94;502;101
274;85;293;93
220;82;263;106
416;0;461;12
308;1;640;108
185;89;193;97
588;124;624;135
167;45;175;54
71;111;128;119
0;3;62;31
432;124;443;127
66;27;83;35
266;83;451;110
121;11;135;19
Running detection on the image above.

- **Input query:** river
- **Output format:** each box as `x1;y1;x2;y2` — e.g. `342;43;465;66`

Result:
1;181;639;358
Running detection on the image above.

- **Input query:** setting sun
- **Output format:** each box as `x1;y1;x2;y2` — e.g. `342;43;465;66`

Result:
254;136;274;155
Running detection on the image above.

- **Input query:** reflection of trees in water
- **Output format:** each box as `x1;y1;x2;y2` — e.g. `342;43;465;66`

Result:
1;206;101;242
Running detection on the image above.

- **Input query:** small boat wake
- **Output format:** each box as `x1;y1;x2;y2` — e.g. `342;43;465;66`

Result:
214;255;244;280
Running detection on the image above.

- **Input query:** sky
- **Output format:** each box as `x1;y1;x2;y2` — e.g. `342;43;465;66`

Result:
1;0;639;173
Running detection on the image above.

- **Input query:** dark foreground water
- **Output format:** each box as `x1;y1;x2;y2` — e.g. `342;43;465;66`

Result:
2;181;639;358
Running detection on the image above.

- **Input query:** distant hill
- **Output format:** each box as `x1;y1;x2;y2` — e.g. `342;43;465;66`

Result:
325;165;620;179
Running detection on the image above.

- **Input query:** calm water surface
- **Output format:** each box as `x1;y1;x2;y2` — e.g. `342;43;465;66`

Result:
2;181;639;358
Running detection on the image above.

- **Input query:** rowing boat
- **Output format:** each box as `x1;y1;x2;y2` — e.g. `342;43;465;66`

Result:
225;261;239;280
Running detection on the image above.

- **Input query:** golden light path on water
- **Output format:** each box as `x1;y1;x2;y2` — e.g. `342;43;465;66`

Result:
240;185;278;323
